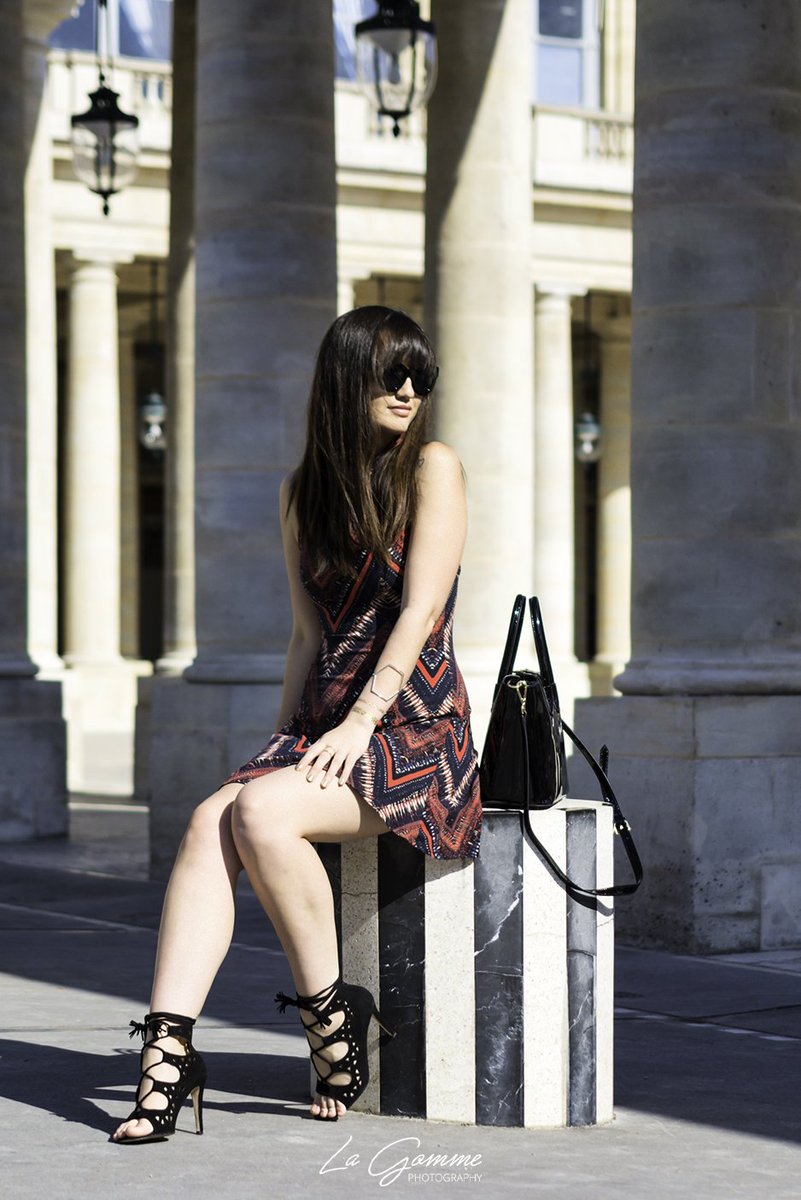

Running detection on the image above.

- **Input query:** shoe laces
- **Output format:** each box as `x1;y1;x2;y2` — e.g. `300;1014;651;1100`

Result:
275;976;341;1028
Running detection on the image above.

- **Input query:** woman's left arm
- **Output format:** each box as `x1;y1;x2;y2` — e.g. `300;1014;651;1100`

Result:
296;441;468;789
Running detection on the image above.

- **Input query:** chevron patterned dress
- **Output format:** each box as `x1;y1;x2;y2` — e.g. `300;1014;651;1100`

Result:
220;525;483;859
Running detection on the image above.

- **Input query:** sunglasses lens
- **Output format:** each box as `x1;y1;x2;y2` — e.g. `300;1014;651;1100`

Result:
383;364;408;393
414;370;436;397
382;362;438;397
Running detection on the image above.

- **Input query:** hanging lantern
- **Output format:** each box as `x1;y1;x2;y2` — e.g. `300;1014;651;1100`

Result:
355;1;438;137
139;392;167;452
70;0;139;216
71;81;140;215
575;412;602;464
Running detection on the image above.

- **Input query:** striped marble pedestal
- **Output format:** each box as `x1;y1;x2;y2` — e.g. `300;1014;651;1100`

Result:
315;799;614;1127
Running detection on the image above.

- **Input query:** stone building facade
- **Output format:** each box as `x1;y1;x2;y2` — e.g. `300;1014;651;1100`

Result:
3;0;796;954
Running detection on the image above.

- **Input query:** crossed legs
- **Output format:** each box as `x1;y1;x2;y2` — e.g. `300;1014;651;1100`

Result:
111;768;390;1140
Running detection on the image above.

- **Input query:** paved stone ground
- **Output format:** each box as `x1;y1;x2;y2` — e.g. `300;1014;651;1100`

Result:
1;798;800;1200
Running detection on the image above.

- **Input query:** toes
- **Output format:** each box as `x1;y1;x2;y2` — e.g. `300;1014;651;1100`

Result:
310;1091;345;1120
112;1118;153;1142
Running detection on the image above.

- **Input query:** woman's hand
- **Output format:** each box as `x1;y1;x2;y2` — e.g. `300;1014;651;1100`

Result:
295;712;375;789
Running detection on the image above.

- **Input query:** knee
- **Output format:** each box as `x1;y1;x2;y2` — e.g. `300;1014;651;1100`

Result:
231;778;283;850
179;788;237;859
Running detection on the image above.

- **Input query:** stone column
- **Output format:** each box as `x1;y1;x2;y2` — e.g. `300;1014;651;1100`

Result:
118;330;140;661
574;0;801;952
24;15;61;676
144;0;337;877
62;252;146;794
603;0;636;115
533;290;575;657
533;288;590;720
64;258;125;665
0;0;66;839
591;313;631;691
326;802;614;1126
157;0;197;675
424;0;534;746
337;274;356;317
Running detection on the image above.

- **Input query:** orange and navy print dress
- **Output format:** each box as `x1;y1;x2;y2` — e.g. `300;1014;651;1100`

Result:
220;526;483;860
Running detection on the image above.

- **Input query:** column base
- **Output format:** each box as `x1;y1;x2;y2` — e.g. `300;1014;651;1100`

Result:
0;678;66;840
137;675;282;879
573;694;801;953
550;656;592;726
62;658;153;795
589;658;627;697
154;649;196;676
615;657;801;695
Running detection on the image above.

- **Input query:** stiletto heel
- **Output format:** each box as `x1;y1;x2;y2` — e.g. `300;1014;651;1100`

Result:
275;975;389;1119
371;1005;396;1040
191;1084;205;1135
112;1010;208;1144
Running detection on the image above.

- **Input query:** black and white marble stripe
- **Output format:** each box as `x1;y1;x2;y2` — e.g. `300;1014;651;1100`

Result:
316;799;614;1127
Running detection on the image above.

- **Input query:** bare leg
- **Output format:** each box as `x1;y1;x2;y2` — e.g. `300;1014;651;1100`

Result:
231;767;390;1119
150;782;244;1013
111;782;243;1142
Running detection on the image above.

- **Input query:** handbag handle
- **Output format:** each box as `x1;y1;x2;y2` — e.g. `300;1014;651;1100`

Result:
493;593;527;699
529;596;556;692
492;594;560;699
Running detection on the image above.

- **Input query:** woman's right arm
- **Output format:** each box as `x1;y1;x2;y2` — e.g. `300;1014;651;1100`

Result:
274;475;322;731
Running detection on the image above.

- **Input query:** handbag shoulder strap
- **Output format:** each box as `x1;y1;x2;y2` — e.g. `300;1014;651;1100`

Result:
517;692;643;898
493;594;527;699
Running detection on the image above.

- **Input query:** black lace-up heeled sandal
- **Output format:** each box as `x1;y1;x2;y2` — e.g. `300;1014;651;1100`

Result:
275;975;396;1120
113;1011;207;1144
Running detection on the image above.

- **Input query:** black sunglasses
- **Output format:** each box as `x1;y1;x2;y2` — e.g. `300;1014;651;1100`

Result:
382;361;439;398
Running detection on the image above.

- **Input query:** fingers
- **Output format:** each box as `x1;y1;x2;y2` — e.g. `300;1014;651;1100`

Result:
320;750;346;789
294;733;366;789
295;741;345;787
297;742;335;784
337;752;355;787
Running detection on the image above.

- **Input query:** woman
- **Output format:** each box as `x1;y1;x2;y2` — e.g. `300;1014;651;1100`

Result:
111;305;483;1141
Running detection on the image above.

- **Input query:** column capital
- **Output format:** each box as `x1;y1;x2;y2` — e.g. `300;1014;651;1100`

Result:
71;249;136;270
535;284;586;304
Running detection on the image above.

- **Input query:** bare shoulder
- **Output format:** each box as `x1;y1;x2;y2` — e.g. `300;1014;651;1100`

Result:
417;440;465;482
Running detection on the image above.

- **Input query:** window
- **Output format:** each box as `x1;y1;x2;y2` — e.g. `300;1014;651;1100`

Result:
334;0;374;81
533;0;600;109
50;0;173;61
119;0;172;60
49;0;96;52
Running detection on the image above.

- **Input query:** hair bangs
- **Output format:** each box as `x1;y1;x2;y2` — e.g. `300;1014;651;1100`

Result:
371;310;438;386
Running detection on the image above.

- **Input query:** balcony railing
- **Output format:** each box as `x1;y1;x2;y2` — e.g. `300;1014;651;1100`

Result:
46;50;633;198
532;105;633;194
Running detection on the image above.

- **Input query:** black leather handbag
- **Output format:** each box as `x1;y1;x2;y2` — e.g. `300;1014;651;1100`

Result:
479;594;643;899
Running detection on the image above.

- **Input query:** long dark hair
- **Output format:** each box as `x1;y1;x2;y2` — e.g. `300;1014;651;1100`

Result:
288;306;438;577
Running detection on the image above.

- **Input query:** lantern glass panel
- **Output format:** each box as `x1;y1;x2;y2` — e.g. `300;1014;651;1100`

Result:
356;26;436;116
71;124;139;195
